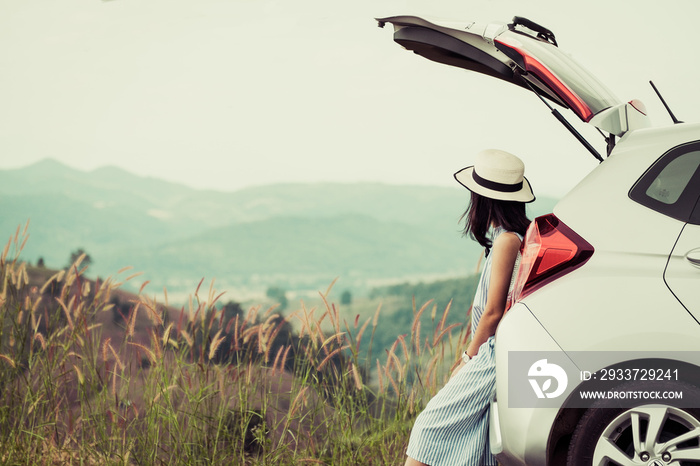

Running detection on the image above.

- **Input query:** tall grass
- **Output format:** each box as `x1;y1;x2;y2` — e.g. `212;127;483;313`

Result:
0;224;471;465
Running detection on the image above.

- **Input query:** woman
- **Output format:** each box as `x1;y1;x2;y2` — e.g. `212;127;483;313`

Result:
406;149;535;466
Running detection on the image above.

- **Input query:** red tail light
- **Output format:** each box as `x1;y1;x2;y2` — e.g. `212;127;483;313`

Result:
509;214;594;306
495;37;594;122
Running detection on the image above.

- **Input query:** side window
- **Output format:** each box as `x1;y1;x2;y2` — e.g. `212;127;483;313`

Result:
629;142;700;224
645;151;700;204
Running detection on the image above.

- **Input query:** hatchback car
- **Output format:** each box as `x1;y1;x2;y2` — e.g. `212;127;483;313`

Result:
378;15;700;466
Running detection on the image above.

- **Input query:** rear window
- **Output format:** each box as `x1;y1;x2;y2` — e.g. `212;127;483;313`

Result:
630;142;700;223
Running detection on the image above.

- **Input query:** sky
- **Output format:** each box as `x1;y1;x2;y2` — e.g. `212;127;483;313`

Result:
1;0;699;198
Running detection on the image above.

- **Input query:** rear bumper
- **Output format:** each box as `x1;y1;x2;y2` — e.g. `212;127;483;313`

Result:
490;303;564;466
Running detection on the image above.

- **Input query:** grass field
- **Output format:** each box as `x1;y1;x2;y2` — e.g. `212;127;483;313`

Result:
0;224;472;465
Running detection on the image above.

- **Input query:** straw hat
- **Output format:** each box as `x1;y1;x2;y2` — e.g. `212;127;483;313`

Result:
453;149;535;203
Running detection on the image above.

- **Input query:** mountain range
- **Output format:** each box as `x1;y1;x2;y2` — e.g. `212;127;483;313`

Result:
0;159;557;301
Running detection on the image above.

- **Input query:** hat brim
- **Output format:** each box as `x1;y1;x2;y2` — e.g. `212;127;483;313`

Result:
454;166;536;203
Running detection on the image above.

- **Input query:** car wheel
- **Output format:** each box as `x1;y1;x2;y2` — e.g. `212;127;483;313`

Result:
567;382;700;465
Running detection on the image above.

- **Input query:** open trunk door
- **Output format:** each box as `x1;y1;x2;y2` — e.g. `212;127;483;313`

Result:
377;16;647;159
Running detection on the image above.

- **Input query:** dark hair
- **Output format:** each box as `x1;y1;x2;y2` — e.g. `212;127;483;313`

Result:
460;191;530;255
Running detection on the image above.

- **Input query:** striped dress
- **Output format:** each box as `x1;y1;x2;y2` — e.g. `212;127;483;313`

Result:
406;226;521;466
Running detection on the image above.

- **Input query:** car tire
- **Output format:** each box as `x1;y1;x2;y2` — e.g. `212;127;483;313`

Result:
567;381;700;465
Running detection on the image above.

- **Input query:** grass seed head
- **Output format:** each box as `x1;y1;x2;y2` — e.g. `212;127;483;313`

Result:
127;302;140;338
385;369;399;395
355;317;371;352
271;345;285;375
290;386;310;417
350;363;363;391
208;329;225;361
162;323;173;348
180;330;193;348
73;364;84;385
150;329;163;362
414;321;422;358
107;342;124;371
376;359;385;394
128;342;156;364
102;338;111;363
56;297;74;330
372;303;382;327
34;333;46;350
0;354;15;368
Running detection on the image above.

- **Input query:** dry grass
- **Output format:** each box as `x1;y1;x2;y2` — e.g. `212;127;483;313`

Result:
0;224;470;465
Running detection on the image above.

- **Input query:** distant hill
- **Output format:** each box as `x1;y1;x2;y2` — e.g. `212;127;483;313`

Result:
0;159;558;300
102;214;475;293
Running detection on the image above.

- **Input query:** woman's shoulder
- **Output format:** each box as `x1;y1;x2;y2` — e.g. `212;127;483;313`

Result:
491;230;522;256
493;225;523;242
487;232;521;276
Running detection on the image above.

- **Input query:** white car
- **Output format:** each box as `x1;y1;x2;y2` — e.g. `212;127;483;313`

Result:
378;15;700;465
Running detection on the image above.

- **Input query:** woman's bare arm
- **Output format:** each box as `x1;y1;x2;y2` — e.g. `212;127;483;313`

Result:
450;232;521;378
466;231;521;357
